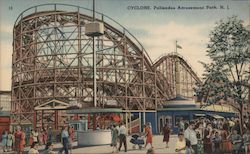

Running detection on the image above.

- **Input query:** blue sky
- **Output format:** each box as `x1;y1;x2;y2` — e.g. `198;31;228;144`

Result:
0;0;249;90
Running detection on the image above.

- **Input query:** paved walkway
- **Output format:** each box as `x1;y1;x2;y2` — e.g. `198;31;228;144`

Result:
72;135;177;154
0;135;178;154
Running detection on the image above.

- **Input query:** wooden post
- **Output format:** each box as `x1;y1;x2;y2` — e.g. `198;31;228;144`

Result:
33;111;37;128
88;113;91;129
55;110;58;130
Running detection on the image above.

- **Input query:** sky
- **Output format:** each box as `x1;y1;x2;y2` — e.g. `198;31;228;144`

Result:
0;0;249;90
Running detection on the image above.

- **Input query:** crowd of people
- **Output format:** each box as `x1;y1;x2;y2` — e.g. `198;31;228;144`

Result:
1;125;75;154
1;117;250;154
174;117;250;154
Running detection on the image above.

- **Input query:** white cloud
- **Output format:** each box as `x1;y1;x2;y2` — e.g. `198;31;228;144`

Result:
128;21;213;77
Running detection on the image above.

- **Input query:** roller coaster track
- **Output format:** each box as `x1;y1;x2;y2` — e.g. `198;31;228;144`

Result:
11;4;201;125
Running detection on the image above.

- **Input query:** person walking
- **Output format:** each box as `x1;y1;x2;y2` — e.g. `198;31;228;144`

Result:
59;126;69;154
162;123;171;148
144;122;153;149
184;121;198;154
2;130;8;152
111;124;119;153
118;122;127;152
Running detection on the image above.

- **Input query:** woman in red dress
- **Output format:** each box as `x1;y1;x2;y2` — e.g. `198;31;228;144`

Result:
162;123;171;148
14;126;25;154
144;122;153;149
221;124;232;153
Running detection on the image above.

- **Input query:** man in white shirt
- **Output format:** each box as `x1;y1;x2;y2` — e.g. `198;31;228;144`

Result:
118;123;127;152
184;121;198;154
59;126;69;154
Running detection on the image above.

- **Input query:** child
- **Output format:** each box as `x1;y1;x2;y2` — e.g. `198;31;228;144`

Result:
175;133;186;154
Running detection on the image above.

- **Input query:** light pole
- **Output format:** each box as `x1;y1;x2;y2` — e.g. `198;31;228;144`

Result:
85;0;104;107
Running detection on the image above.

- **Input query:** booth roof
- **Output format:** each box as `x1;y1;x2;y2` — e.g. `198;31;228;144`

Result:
66;108;123;114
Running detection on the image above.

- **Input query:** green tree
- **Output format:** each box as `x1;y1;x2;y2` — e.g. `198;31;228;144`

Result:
198;16;250;134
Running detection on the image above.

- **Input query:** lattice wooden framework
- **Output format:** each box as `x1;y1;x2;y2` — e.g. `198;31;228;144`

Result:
11;4;201;126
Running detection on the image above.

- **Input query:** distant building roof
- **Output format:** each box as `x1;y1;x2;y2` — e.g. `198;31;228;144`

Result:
164;95;196;108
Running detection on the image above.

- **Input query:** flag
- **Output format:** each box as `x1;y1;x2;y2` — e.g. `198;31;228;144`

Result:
176;44;182;49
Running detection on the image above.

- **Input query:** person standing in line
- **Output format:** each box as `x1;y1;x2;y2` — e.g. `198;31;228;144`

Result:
29;129;33;146
47;126;53;143
68;126;74;154
111;124;119;153
185;140;194;154
221;124;232;153
195;122;204;154
28;142;39;154
59;126;69;154
212;131;222;154
179;118;185;133
184;121;198;154
144;122;153;149
243;129;250;154
203;123;213;154
230;129;242;154
38;128;43;145
118;122;127;152
7;130;14;152
162;123;171;148
42;127;48;145
31;128;39;145
14;126;25;154
2;130;8;152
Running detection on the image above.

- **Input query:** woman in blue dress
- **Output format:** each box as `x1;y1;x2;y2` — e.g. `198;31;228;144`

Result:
2;130;8;152
111;124;119;153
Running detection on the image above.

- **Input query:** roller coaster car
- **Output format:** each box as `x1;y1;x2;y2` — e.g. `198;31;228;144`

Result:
85;22;104;37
